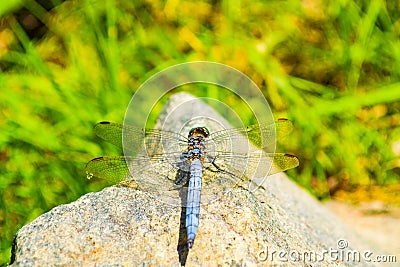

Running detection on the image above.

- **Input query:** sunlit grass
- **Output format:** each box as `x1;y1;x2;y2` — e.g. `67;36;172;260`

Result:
1;0;400;264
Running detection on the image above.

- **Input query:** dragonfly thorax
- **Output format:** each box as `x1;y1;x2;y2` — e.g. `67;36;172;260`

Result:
185;127;208;160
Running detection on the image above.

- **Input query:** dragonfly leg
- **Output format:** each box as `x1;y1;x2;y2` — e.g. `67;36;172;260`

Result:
206;155;238;178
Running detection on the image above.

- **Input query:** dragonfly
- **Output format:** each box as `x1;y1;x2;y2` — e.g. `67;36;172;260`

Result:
86;118;299;248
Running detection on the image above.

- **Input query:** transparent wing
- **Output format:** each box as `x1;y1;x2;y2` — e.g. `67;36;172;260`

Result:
185;152;299;203
86;153;190;206
86;156;133;184
86;151;189;181
202;152;299;186
93;119;293;156
207;118;293;153
93;122;188;156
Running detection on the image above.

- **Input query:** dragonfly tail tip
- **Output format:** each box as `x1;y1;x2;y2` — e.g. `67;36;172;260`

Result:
188;239;194;249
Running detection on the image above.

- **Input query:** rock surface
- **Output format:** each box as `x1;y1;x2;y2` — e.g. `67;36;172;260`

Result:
10;93;387;266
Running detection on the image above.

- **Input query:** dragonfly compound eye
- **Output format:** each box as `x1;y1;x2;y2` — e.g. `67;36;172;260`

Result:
188;127;210;138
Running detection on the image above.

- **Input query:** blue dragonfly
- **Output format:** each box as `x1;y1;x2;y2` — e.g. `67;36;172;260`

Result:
86;118;299;248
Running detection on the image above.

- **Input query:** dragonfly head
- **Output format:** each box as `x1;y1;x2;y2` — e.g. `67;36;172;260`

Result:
188;127;209;138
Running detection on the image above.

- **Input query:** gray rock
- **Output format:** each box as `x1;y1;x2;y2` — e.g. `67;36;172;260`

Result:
10;93;384;266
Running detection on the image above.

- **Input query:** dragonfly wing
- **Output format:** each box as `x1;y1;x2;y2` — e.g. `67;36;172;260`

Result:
86;153;190;206
93;122;126;148
207;119;294;152
201;151;299;190
85;156;135;185
268;153;299;175
127;153;191;206
93;122;188;156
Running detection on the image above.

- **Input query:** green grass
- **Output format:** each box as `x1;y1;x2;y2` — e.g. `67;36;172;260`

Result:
1;0;400;264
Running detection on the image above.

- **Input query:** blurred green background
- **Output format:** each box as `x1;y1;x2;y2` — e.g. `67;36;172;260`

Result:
1;0;400;264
